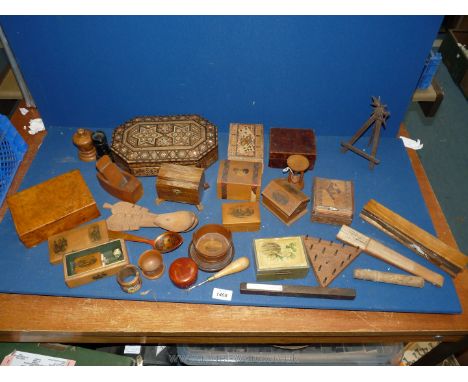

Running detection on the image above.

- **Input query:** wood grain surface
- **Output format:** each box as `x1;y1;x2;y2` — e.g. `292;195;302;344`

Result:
0;119;467;344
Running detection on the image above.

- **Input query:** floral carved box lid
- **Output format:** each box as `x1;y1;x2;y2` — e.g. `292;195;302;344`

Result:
111;115;218;176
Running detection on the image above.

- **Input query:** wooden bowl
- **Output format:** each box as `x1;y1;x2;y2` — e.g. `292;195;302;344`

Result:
189;224;234;272
138;249;165;280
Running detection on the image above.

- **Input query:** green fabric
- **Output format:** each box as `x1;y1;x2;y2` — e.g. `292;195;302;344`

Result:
404;62;468;254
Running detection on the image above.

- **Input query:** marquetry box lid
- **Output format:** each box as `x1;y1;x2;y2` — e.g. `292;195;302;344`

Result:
311;177;354;226
217;159;262;202
261;178;310;226
63;239;129;288
7;170;100;248
222;201;261;232
227;123;264;166
268;128;316;170
111;115;218;176
253;236;310;281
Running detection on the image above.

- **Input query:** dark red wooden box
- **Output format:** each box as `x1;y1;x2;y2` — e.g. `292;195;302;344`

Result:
268;128;316;170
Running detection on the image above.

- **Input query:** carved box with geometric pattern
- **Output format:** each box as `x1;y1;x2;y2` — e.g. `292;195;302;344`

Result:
111;115;218;176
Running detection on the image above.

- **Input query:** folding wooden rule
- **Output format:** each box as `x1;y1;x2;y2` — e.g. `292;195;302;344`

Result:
303;235;361;287
360;199;468;277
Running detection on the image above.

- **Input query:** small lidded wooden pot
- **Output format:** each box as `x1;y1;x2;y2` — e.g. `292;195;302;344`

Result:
169;257;198;289
138;249;165;279
189;224;234;272
286;154;310;190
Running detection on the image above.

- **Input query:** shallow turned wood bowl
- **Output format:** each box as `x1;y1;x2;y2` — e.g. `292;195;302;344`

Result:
138;249;165;279
189;224;234;272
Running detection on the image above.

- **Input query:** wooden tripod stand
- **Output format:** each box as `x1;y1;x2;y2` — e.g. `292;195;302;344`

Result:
341;97;390;169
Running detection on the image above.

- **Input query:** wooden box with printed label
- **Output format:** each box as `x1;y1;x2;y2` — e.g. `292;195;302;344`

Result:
111;115;218;176
63;239;129;288
217;159;262;202
253;236;310;281
311;177;354;225
47;220;109;265
261;178;310;226
268;128;316;170
222;201;261;232
227;123;264;166
7;169;100;248
156;163;206;210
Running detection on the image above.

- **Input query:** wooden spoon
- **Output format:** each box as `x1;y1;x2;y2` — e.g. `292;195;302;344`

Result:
108;230;183;253
104;202;198;232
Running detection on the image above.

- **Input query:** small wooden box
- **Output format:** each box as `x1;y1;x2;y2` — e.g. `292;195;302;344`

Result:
227;123;264;166
111;115;218;176
48;220;109;265
156;163;206;209
253;236;309;281
222;202;261;232
268;128;316;170
311;177;354;225
63;239;129;288
7;170;100;248
261;178;310;226
217;159;262;202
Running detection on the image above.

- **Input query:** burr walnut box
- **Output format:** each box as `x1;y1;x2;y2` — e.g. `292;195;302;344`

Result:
227;123;264;166
261;178;310;226
111;114;218;176
7;170;100;248
217;159;262;202
268;128;316;170
222;201;261;232
311;177;354;225
156;163;206;209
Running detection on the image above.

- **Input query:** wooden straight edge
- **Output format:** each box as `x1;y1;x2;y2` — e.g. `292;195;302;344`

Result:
361;199;467;271
398;124;459;249
337;225;444;287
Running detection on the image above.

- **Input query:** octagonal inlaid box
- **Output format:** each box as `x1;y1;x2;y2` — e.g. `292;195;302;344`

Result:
111;115;218;176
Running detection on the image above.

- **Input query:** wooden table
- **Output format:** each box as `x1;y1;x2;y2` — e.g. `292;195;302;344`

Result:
0;106;467;365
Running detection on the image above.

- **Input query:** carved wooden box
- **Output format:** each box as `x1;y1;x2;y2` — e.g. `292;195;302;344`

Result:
253;236;310;281
156;163;206;209
7;170;100;248
268;128;316;170
261;178;310;226
227;123;264;166
111;115;218;176
48;220;109;265
217;159;262;202
311;177;354;225
222;201;261;232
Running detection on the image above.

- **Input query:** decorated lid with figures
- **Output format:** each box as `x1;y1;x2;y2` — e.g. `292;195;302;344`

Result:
111;115;218;176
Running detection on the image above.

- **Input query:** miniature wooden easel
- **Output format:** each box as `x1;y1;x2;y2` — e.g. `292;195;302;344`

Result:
341;96;390;169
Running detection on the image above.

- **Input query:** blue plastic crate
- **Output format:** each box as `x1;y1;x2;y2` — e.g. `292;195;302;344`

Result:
417;51;442;89
0;114;27;207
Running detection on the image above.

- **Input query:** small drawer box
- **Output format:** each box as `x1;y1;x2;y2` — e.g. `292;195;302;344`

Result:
217;159;262;202
261;178;309;226
7;169;100;248
48;220;109;265
222;201;261;232
156;163;206;208
253;236;310;281
63;239;129;288
268;128;316;170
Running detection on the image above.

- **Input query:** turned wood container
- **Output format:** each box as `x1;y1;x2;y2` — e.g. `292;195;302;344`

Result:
138;249;165;279
73;128;97;162
189;224;234;272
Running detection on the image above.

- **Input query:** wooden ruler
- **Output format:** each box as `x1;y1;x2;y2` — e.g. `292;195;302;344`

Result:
336;225;444;287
